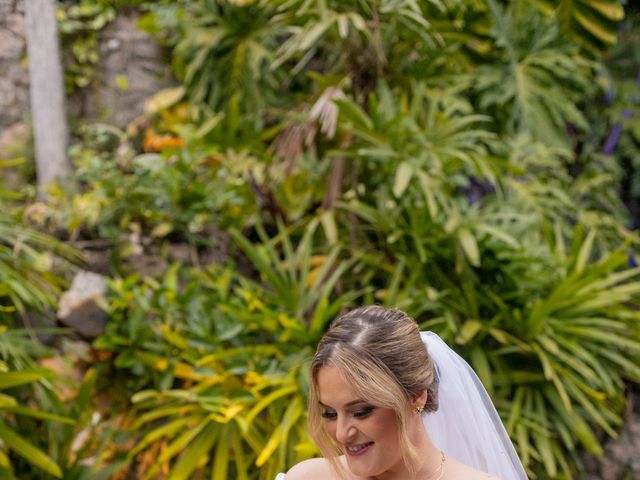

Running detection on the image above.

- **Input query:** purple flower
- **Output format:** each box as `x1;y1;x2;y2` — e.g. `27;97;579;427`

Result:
461;177;495;204
604;124;623;155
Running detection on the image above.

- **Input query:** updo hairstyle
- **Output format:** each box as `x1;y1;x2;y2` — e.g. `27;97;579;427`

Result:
307;305;439;477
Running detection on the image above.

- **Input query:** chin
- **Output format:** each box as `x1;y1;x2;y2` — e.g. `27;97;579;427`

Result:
346;460;381;477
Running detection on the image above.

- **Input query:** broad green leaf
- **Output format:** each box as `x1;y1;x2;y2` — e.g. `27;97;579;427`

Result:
458;228;480;267
144;86;186;114
393;162;414;197
334;99;374;130
245;385;298;425
455;320;483;345
211;424;230;480
169;425;219;480
130;416;197;457
0;371;44;390
255;396;303;467
0;420;62;478
2;406;74;424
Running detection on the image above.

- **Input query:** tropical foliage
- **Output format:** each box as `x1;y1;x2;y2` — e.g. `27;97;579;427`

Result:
4;0;640;479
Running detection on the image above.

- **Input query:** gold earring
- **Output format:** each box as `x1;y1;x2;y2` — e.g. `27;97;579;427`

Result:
415;405;424;414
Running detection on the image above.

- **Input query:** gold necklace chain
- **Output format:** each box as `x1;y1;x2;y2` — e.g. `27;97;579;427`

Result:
423;451;446;480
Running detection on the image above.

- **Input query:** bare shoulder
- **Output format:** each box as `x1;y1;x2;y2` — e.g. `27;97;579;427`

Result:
446;457;503;480
284;457;335;480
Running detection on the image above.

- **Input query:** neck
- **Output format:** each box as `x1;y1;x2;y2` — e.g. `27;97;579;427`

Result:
368;417;443;480
412;424;443;479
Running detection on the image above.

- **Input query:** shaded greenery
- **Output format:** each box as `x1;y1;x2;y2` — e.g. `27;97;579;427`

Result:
4;0;640;479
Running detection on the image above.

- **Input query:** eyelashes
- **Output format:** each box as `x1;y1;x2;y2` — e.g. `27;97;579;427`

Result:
353;407;375;418
321;407;375;420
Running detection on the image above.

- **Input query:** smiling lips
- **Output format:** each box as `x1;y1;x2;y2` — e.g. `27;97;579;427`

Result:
345;441;374;457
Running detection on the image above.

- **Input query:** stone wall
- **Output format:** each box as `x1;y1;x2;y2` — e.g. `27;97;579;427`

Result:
0;0;29;160
0;0;173;165
583;388;640;479
74;12;174;128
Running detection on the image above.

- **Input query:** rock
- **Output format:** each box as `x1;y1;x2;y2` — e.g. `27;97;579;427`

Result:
0;0;24;19
126;252;168;278
0;28;24;61
14;308;56;344
83;12;175;128
57;271;109;338
582;386;640;479
0;77;17;111
168;243;193;263
0;122;29;158
0;1;28;131
200;225;233;266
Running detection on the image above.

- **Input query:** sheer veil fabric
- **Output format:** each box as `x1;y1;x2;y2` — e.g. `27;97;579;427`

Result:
275;332;528;480
421;332;528;479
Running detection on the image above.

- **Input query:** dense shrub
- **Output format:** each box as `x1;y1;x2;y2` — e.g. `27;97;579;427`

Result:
6;1;640;479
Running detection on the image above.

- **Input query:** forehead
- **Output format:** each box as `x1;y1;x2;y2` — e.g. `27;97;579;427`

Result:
316;366;364;407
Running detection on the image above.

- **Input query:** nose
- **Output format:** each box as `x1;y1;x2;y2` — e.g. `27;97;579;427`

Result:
335;415;355;444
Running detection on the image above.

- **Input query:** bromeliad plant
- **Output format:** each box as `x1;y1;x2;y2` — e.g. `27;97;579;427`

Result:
0;179;79;319
344;172;640;479
0;213;72;318
0;327;76;480
35;1;635;479
0;365;71;479
497;229;640;478
128;356;310;480
96;221;354;478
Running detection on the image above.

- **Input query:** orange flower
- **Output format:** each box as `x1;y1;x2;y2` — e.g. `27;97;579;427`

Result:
143;133;186;152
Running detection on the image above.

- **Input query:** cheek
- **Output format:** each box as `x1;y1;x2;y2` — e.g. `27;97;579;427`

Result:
367;411;398;441
323;420;337;439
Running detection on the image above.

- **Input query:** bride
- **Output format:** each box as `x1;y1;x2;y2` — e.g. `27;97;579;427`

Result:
276;306;528;480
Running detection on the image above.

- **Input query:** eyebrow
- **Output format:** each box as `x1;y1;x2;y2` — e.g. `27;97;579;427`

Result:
318;399;368;409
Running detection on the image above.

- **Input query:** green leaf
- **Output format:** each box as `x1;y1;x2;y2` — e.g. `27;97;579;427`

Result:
0;420;62;478
574;229;596;273
169;425;219;480
144;86;186;114
2;406;74;424
0;371;44;390
393;162;414;197
455;320;483;345
212;424;230;480
458;228;480;267
334;99;374;130
255;396;303;467
245;385;298;425
130;416;197;457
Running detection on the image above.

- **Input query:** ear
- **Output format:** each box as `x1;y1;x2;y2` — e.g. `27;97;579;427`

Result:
412;390;428;411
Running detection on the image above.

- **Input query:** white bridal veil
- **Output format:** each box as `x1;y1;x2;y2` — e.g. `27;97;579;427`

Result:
421;332;528;479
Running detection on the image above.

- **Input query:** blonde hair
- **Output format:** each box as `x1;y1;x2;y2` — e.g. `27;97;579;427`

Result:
307;306;438;478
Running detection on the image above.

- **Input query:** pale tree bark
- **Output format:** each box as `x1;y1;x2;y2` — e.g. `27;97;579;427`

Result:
25;0;72;196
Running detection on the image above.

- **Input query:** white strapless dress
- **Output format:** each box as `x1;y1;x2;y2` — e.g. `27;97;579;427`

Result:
275;474;286;480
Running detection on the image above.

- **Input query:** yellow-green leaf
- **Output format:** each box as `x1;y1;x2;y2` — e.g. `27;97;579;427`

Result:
169;426;218;480
455;320;483;345
145;86;186;114
211;424;230;480
0;420;62;478
458;228;480;267
393;162;413;197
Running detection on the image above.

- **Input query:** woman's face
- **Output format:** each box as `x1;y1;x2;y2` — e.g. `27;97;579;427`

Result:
316;365;405;478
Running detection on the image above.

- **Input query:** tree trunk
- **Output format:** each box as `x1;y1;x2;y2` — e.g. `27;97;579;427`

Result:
25;0;72;196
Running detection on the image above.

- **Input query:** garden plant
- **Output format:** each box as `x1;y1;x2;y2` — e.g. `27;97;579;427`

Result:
2;0;640;479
